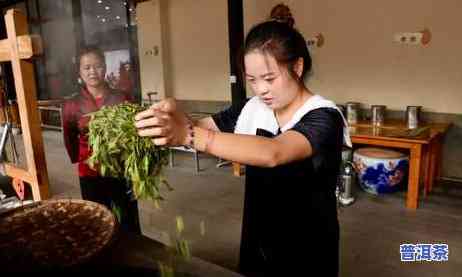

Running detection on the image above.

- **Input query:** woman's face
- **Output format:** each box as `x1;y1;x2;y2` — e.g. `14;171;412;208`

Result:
244;50;300;110
79;53;106;88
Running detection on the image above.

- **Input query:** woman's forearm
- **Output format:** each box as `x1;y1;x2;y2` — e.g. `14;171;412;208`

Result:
195;116;219;131
193;127;280;168
133;99;307;167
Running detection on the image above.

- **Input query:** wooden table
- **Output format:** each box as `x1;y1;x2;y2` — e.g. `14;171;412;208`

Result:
89;231;244;276
0;228;243;276
232;120;451;210
349;120;451;210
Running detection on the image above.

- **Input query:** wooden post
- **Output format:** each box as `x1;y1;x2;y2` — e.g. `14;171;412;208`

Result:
1;9;49;201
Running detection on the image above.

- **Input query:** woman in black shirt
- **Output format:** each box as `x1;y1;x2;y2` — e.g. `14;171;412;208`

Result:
135;10;349;277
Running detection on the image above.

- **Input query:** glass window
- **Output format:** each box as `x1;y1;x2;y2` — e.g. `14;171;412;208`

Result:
0;0;140;101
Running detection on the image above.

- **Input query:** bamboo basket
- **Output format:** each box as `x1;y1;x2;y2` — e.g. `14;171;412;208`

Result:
0;199;118;269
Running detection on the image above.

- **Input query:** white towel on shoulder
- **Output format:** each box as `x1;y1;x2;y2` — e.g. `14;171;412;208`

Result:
234;94;352;147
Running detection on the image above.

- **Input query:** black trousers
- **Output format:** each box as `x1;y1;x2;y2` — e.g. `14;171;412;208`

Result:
79;176;141;234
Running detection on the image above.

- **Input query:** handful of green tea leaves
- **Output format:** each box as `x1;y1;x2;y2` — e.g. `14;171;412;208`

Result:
87;103;171;200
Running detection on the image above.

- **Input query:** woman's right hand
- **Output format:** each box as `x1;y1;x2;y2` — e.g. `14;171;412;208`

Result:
134;98;190;146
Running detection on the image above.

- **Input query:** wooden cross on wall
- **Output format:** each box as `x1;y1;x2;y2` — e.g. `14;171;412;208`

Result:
1;9;49;201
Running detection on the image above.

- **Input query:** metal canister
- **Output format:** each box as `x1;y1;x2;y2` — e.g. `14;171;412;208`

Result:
339;162;356;206
371;105;386;126
406;106;421;129
372;127;382;136
346;102;361;124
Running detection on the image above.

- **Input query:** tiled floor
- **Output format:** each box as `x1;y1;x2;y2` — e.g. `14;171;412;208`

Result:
3;130;461;276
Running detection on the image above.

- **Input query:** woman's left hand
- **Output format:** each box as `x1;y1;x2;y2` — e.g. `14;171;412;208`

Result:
134;98;189;146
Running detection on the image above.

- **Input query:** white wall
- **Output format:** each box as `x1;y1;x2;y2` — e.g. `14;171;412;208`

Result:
137;0;167;101
138;0;462;114
243;0;277;32
137;0;230;101
149;0;230;101
285;0;462;114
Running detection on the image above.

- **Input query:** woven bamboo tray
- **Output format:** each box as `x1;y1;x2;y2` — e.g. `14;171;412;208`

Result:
0;199;118;269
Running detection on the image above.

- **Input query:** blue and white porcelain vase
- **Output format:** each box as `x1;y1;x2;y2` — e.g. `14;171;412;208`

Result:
353;147;409;195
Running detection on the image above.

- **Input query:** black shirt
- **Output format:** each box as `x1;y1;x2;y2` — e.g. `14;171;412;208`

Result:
212;102;343;277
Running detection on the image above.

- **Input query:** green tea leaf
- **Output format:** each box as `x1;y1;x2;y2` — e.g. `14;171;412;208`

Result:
87;103;171;201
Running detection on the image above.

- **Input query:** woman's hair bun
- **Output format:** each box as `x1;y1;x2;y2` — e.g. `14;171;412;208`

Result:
269;3;295;28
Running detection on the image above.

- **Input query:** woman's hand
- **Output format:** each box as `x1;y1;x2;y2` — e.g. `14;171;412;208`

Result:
134;98;189;146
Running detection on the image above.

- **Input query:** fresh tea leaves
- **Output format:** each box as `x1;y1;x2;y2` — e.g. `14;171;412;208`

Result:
176;216;185;234
87;103;171;200
111;201;122;223
200;221;206;237
175;216;191;261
